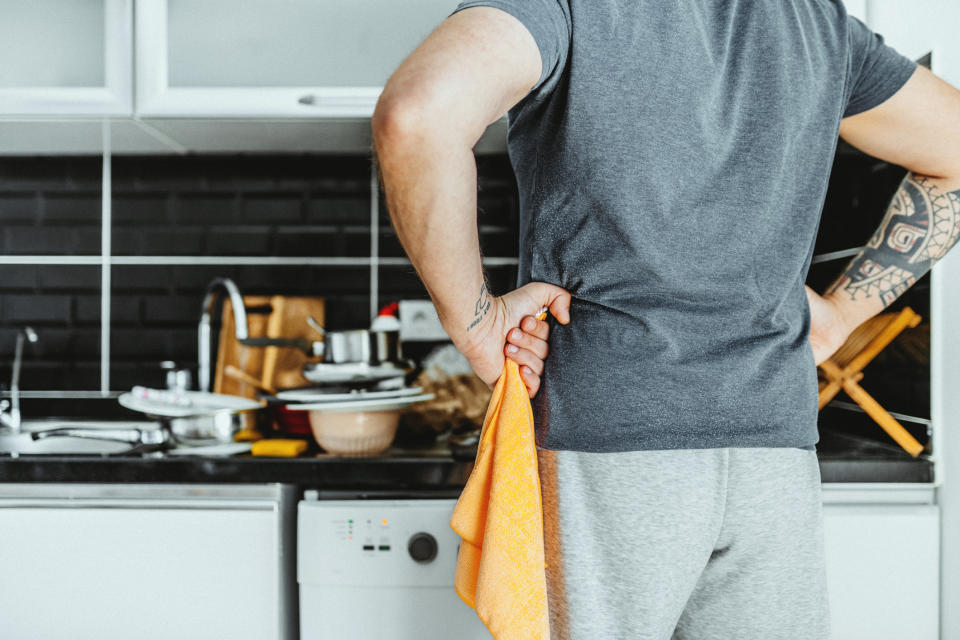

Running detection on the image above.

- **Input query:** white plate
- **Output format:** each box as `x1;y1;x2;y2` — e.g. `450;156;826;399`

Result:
301;362;410;385
118;389;262;418
166;443;253;456
275;386;423;403
285;393;435;413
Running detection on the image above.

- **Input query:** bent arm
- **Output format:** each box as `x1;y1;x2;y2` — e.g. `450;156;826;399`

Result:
826;66;960;329
371;7;540;351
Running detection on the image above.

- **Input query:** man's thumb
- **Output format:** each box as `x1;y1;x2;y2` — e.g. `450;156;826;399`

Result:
531;282;572;325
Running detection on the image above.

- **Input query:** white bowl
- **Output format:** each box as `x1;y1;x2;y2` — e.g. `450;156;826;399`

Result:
307;408;401;456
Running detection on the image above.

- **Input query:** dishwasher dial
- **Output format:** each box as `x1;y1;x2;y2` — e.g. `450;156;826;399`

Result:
407;532;438;563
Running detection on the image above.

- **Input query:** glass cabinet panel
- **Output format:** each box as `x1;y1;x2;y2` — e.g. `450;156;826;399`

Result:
0;0;131;116
165;0;456;89
0;0;105;88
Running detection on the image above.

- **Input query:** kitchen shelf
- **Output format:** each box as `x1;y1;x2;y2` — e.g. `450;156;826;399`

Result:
0;255;519;267
810;247;862;264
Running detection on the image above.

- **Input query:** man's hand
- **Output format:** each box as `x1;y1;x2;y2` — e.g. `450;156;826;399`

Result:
455;282;571;398
805;285;857;365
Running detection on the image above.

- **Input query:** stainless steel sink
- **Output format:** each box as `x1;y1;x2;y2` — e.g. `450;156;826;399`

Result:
0;419;160;455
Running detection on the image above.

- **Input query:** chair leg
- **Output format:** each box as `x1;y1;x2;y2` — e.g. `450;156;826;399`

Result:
840;379;925;458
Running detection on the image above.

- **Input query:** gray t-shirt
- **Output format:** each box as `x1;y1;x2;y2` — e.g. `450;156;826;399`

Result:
452;0;916;452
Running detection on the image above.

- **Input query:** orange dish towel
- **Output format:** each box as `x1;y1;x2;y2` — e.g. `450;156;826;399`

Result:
450;358;549;640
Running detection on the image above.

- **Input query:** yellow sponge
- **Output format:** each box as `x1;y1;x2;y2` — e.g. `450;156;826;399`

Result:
251;439;309;457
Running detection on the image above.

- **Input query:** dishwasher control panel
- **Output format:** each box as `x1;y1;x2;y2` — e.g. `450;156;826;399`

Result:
298;498;461;588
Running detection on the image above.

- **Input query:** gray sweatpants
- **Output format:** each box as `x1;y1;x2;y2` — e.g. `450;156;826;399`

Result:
538;447;830;640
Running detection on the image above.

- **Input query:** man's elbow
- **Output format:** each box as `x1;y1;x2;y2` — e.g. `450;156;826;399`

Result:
373;85;482;154
372;93;424;151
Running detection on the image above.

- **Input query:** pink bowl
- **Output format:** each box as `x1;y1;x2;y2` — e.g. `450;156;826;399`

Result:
307;409;401;456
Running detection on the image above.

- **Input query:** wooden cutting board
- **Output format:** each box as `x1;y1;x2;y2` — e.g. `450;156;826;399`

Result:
213;295;325;399
261;295;326;391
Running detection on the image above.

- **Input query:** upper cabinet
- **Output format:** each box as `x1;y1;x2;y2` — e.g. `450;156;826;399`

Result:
847;0;960;85
843;0;867;22
0;0;132;116
135;0;457;117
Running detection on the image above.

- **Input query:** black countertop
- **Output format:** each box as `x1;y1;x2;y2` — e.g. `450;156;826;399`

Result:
0;447;473;489
0;398;934;485
0;431;933;485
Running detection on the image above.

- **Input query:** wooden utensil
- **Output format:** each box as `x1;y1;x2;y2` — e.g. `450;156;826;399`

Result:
260;295;326;391
225;364;277;395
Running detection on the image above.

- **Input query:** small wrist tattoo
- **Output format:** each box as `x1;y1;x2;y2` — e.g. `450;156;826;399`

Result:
466;283;492;332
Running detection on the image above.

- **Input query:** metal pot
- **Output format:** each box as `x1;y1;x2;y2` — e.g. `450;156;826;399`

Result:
161;407;263;445
239;328;402;365
320;328;401;364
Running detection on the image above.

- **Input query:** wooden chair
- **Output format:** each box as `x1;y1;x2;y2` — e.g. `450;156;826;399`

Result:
817;307;925;457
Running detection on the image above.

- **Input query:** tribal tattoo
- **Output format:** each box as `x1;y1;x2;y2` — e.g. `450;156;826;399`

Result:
466;282;492;332
827;174;960;306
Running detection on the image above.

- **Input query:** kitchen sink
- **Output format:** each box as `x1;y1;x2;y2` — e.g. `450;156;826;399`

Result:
0;419;159;455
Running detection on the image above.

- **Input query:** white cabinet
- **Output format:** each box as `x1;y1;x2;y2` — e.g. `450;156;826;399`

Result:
0;0;132;116
843;0;868;22
0;484;293;640
823;504;939;640
850;0;960;86
865;0;960;85
135;0;457;117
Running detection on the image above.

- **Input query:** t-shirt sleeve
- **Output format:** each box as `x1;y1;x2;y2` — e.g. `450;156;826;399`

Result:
843;15;917;118
450;0;571;99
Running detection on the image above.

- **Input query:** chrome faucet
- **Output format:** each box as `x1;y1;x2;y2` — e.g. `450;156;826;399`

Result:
0;326;39;434
198;278;250;392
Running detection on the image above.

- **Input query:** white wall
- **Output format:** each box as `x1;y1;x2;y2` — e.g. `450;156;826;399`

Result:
860;3;960;637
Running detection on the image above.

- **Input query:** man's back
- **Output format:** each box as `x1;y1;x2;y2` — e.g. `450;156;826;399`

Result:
374;1;960;636
453;0;915;452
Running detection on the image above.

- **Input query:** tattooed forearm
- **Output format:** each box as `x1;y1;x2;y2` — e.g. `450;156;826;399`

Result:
826;174;960;306
465;282;492;332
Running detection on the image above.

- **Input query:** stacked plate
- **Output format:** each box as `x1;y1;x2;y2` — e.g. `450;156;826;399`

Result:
277;385;430;410
277;384;433;457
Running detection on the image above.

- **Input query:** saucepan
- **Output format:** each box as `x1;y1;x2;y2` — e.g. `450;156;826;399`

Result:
239;317;403;365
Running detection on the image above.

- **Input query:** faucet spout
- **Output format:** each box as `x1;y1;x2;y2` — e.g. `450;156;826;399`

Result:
198;278;250;392
2;326;39;434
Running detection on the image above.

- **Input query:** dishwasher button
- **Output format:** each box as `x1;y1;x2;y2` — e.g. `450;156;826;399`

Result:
407;532;438;563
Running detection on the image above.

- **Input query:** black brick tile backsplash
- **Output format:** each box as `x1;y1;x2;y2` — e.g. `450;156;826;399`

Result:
0;194;40;221
244;194;303;223
205;227;273;255
37;266;101;290
112;194;169;222
5;227;93;255
44;193;101;221
174;194;238;224
0;150;925;417
4;294;72;323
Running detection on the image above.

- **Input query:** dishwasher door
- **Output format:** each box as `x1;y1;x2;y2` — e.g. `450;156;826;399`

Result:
298;498;490;640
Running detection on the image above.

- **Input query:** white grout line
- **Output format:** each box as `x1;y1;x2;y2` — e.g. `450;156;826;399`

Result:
0;256;103;265
370;160;379;320
100;120;112;396
0;255;520;267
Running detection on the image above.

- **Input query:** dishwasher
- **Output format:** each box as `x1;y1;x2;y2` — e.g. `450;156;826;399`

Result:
298;494;491;639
